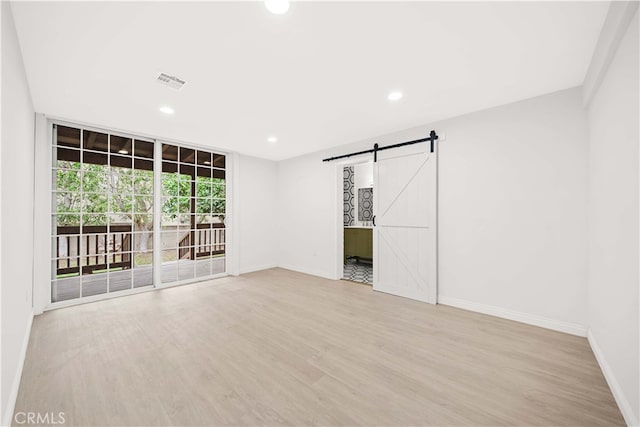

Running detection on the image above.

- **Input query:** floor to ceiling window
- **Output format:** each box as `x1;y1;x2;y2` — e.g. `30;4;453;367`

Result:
51;123;226;304
160;143;226;284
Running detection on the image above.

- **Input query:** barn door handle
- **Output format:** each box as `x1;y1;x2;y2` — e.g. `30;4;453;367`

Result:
373;215;376;227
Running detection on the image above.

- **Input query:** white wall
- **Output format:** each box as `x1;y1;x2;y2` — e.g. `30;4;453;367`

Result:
437;88;589;334
1;2;35;425
278;87;589;333
585;9;639;426
236;154;278;274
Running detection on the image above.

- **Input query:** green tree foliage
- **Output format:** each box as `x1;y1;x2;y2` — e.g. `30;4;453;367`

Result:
56;162;226;229
161;174;226;223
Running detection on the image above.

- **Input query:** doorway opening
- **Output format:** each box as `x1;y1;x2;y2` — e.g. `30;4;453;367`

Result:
342;162;374;285
331;131;439;304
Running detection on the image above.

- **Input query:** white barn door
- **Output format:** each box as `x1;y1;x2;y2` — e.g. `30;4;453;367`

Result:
373;141;437;304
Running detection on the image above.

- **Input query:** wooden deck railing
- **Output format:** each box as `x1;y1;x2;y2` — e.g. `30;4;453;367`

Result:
178;224;225;260
56;225;132;276
57;223;225;277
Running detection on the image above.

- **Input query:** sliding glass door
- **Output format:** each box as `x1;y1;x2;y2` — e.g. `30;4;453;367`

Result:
51;123;226;304
160;144;226;284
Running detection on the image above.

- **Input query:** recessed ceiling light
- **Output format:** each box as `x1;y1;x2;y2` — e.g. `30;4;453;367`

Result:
159;106;174;115
388;91;403;101
267;136;278;143
118;150;129;155
265;0;289;15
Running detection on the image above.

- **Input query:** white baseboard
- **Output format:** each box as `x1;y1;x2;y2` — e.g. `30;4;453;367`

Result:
438;296;588;337
588;329;638;427
239;264;278;275
2;311;34;427
277;264;336;281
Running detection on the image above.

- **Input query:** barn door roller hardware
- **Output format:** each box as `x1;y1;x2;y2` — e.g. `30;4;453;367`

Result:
322;130;438;163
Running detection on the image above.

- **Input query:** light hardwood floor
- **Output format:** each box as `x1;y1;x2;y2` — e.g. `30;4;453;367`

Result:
14;268;624;426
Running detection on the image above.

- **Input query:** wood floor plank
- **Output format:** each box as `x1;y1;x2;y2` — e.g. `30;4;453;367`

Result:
13;268;624;426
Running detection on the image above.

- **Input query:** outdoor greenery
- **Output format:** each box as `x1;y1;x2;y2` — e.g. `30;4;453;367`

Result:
56;162;154;227
161;174;226;221
55;160;226;251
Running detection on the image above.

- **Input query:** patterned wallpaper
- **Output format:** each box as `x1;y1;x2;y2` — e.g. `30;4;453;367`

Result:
358;187;373;221
343;166;355;226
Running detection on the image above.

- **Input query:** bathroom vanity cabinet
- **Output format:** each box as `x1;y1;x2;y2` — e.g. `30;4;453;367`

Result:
344;227;373;262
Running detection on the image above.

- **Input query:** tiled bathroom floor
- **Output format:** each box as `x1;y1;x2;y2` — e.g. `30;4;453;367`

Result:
343;259;372;285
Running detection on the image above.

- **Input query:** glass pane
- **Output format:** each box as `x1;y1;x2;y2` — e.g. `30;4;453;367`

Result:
54;214;81;227
109;213;132;226
110;135;132;155
81;166;108;193
83;130;108;152
82;233;108;259
54;235;81;268
107;230;133;253
213;168;225;179
162;173;179;196
133;215;153;232
56;126;81;148
161;245;178;284
180;147;195;164
134;249;153;266
196;151;211;166
161;230;178;250
82;214;108;226
81;270;108;297
178;258;195;281
83;193;108;213
178;177;191;197
162;161;178;173
134;195;153;214
53;254;79;271
197;166;213;179
133;169;153;187
133;267;152;288
162;197;178;216
55;167;81;192
212;198;226;215
178;197;191;214
109;269;132;292
177;213;191;225
110;194;133;213
195;198;211;215
134;140;154;159
196;177;212;198
55;192;81;212
134;158;153;172
162;144;178;162
52;279;80;302
109;167;134;194
161;266;177;283
212;256;225;275
55;159;81;173
83;151;108;166
196;258;211;277
213;180;226;198
212;227;226;255
213;153;226;169
56;147;80;164
179;163;195;177
110;154;132;169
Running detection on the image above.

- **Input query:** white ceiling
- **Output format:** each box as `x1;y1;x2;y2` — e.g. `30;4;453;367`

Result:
11;1;608;160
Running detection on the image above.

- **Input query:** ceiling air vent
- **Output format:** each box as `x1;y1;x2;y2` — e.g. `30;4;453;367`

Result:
156;73;186;91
